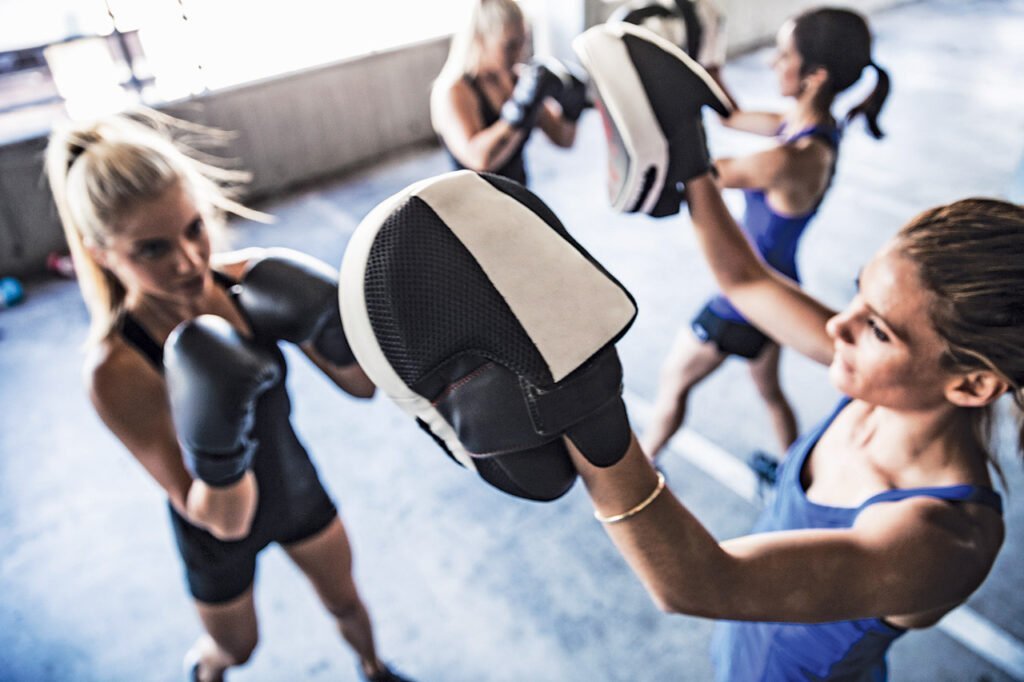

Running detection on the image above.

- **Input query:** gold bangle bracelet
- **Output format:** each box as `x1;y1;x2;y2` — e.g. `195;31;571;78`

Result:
593;471;666;524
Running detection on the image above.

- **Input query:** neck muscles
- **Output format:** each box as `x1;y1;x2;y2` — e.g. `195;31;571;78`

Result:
855;400;984;474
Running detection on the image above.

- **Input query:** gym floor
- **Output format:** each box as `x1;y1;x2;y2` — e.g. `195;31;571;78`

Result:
2;1;1023;680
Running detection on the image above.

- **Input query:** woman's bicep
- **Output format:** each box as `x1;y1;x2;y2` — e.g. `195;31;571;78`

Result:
571;439;977;622
721;110;784;136
719;502;994;622
715;147;788;190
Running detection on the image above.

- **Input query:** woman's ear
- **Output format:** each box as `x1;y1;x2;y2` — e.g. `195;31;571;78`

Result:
945;370;1010;408
84;239;110;270
801;66;829;95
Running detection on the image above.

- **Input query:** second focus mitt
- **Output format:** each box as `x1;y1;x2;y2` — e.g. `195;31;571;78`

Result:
339;171;637;501
573;22;733;217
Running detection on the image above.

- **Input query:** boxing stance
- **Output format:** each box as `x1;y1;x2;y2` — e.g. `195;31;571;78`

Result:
46;111;408;682
342;166;1021;680
637;8;891;463
430;0;587;186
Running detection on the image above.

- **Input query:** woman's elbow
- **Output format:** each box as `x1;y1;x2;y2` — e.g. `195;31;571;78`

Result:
651;591;680;614
455;153;496;173
344;382;376;400
337;366;376;399
650;585;729;618
719;112;739;129
731;264;774;296
442;139;493;173
476;148;516;173
643;580;690;615
552;124;576;148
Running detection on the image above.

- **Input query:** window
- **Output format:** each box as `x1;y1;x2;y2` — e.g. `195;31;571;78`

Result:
1;0;474;139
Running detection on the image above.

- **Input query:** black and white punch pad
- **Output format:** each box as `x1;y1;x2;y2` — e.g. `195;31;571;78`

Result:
339;171;637;501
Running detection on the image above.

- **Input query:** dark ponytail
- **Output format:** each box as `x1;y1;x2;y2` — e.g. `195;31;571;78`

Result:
846;62;890;139
791;8;889;138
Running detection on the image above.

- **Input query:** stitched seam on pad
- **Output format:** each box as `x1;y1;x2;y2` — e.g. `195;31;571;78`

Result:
430;362;496;406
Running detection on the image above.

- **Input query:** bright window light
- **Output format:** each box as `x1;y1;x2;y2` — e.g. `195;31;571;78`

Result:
2;0;474;128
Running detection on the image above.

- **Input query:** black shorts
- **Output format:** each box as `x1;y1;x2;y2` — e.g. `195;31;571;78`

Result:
691;302;770;359
168;478;337;604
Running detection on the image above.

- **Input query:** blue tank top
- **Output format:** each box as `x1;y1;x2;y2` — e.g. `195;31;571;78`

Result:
710;398;1003;681
709;125;842;323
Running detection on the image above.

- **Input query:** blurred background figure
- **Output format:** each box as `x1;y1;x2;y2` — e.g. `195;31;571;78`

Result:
642;7;890;470
430;0;587;186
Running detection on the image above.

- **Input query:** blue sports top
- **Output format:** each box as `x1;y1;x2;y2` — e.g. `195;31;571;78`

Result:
710;398;1003;682
709;124;842;323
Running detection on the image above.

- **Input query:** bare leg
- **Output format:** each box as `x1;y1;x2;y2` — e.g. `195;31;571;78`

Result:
284;516;385;679
188;587;259;682
641;329;728;461
748;343;798;453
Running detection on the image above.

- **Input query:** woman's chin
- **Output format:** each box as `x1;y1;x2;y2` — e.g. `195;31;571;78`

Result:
828;361;853;394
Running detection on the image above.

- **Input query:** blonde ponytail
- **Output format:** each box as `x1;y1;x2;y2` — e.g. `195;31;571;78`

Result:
45;108;269;344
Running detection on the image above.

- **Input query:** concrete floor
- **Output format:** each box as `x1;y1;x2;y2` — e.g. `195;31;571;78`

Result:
3;1;1024;680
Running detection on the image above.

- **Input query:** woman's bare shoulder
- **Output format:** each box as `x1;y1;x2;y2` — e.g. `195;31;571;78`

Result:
85;334;158;401
856;489;1004;602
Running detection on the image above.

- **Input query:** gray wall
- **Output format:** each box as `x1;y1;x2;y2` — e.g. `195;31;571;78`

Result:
162;37;450;199
0;133;53;277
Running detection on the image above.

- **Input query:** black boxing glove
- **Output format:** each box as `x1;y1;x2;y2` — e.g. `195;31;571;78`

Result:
238;248;356;367
542;58;590;122
500;62;562;131
164;315;280;487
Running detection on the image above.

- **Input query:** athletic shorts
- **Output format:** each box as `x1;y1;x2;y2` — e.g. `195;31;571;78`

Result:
168;477;337;604
691;302;770;359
